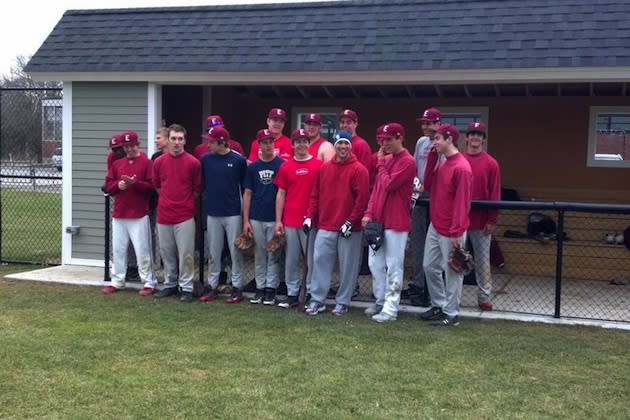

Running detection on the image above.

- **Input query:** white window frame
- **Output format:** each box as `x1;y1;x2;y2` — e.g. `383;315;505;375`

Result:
292;107;342;142
587;106;630;168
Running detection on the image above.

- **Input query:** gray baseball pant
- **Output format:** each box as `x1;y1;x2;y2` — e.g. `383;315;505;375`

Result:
251;219;281;290
310;229;362;306
368;230;408;317
158;218;195;293
284;227;316;296
207;215;243;289
423;223;467;317
468;229;492;303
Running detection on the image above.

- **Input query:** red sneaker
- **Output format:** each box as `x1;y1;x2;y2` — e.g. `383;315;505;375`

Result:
225;288;243;304
199;286;217;302
479;301;493;311
101;285;121;294
138;287;155;296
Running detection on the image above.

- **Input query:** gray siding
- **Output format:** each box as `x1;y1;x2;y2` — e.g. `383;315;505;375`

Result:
72;82;148;261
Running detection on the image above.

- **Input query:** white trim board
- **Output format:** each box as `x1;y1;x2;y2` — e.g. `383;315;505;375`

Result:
61;82;73;265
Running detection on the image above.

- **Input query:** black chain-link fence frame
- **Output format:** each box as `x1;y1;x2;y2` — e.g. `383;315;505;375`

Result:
0;87;63;265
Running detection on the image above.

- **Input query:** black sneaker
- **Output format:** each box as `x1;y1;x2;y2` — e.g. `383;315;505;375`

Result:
180;291;193;302
155;286;179;298
430;315;460;327
420;306;443;321
249;289;264;304
263;288;276;305
278;295;298;309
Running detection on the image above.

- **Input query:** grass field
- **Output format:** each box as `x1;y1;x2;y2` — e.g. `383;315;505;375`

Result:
0;189;61;263
1;273;629;419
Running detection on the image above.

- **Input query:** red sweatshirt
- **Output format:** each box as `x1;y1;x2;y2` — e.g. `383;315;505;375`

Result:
104;153;154;218
351;135;373;173
307;154;369;231
153;152;203;224
429;153;472;237
464;151;501;230
248;134;293;162
366;149;416;231
274;156;323;227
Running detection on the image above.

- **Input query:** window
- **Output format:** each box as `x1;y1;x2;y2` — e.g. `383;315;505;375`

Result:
587;107;630;168
440;107;489;151
41;99;62;141
292;107;341;143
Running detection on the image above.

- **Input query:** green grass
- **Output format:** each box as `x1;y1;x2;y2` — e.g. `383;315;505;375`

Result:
1;189;61;263
1;276;629;419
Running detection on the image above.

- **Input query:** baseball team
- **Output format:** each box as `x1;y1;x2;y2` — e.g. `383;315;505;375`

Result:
102;106;501;326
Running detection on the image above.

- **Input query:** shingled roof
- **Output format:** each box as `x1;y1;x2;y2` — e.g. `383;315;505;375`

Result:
26;0;630;74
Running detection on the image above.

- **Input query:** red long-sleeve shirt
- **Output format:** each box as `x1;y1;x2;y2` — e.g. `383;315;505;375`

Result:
351;135;373;172
307;154;369;231
248;134;293;162
464;151;501;230
429;153;472;237
104;153;154;218
153;152;203;224
365;149;416;232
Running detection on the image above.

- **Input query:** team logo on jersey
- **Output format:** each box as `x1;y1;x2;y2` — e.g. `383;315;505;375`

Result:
258;169;275;185
296;168;309;176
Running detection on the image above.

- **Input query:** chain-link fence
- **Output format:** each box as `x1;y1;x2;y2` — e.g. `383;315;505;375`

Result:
0;88;62;265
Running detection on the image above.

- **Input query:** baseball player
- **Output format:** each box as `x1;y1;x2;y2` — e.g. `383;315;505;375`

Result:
338;109;373;178
362;123;417;322
303;113;335;162
153;124;203;302
303;130;370;316
150;127;170;268
106;133;126;170
102;131;157;295
274;129;323;308
247;108;293;163
407;107;443;307
463;121;501;311
194;114;245;158
243;129;285;305
421;124;472;326
199;126;248;304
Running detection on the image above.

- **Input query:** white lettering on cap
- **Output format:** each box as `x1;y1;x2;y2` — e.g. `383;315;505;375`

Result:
125;134;130;141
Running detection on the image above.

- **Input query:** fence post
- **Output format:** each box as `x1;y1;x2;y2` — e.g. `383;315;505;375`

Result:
104;193;110;282
554;209;565;318
0;89;3;262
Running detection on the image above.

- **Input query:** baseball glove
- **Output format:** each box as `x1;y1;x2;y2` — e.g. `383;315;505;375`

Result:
217;284;233;294
234;232;255;250
448;245;475;275
264;233;286;252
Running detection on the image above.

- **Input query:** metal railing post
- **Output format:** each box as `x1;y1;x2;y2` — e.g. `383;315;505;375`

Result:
0;89;3;262
554;209;565;318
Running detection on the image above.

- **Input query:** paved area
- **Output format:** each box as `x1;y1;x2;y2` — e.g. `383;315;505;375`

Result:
6;265;629;331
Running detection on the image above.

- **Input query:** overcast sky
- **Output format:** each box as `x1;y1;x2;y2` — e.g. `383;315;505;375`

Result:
0;0;332;78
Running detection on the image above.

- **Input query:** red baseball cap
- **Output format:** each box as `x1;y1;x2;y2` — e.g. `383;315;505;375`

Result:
121;130;140;146
109;133;123;149
418;107;442;123
257;128;275;142
304;113;322;125
381;123;405;138
206;115;224;129
339;109;358;122
437;124;460;142
204;126;231;142
466;121;487;136
267;108;287;121
291;128;309;143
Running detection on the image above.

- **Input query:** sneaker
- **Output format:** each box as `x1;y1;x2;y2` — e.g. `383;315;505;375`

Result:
305;301;326;316
364;303;383;316
225;288;243;304
278;295;299;309
430;315;460;326
372;312;397;323
479;300;493;311
420;306;443;321
199;286;218;302
155;286;179;298
331;304;348;316
263;288;276;305
138;287;155;296
180;291;193;302
101;285;121;294
249;289;264;304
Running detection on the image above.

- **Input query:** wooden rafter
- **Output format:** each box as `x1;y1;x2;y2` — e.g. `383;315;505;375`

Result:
463;85;472;98
322;86;334;98
296;86;309;99
493;85;501;97
272;86;283;98
405;85;415;98
434;85;443;97
350;86;360;98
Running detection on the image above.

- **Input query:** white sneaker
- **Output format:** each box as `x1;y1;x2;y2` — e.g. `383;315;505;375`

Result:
372;312;397;323
364;304;383;316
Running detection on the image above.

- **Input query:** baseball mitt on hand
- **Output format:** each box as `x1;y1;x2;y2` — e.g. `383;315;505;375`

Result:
264;233;286;252
448;246;475;275
234;232;255;250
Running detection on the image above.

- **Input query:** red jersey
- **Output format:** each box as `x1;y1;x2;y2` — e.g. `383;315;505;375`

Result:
429;153;472;237
153;152;203;224
308;138;326;159
104;153;154;219
366;149;416;231
274;156;323;227
351;135;373;173
194;140;244;159
307;155;369;231
464;151;501;230
248;134;293;162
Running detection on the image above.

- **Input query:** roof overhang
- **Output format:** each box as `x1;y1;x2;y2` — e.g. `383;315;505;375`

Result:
29;67;630;85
